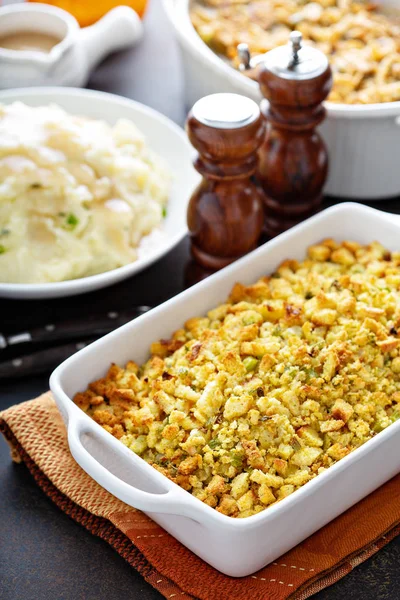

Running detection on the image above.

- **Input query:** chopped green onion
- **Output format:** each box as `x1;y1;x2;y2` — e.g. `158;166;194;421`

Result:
230;452;244;468
373;421;385;433
0;244;6;254
162;206;167;218
65;213;79;230
208;438;221;450
284;366;297;379
243;356;258;372
242;315;257;325
291;437;302;451
390;410;400;423
305;367;318;381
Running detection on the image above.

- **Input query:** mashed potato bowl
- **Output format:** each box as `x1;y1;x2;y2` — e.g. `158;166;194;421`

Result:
0;88;198;299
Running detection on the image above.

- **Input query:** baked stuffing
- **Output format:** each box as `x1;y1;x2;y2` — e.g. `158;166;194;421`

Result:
190;0;400;104
75;239;400;518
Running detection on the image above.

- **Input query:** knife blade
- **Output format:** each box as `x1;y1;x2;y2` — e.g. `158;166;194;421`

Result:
0;305;151;350
0;338;99;379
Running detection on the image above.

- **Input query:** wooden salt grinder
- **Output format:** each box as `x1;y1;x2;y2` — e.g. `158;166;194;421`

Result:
186;93;266;270
241;32;332;236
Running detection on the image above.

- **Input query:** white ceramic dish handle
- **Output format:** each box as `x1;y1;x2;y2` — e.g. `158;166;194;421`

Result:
68;415;201;519
79;6;143;72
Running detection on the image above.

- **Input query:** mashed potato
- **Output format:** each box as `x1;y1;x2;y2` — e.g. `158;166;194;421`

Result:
0;102;172;283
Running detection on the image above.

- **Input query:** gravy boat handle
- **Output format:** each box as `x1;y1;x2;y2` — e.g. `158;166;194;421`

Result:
79;6;143;72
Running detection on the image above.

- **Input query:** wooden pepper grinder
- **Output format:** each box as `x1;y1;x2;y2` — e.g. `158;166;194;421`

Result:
239;32;332;237
186;93;266;270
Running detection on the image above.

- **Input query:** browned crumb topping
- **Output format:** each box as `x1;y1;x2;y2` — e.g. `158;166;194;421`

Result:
75;239;400;517
190;0;400;104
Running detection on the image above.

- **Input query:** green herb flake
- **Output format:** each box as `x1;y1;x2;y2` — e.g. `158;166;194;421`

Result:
373;421;385;433
305;367;318;381
390;410;400;423
0;244;6;254
155;452;165;464
243;356;258;372
65;213;79;230
290;436;302;451
30;182;42;189
242;315;257;326
162;206;167;218
0;228;10;237
284;366;297;379
208;438;221;450
230;452;244;468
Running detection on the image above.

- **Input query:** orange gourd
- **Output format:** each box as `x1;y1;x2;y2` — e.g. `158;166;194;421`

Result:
28;0;148;27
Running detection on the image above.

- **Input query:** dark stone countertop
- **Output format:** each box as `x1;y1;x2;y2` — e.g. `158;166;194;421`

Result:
1;2;400;598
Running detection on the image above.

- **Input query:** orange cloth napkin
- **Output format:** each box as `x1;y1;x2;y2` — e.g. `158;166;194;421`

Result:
2;393;400;600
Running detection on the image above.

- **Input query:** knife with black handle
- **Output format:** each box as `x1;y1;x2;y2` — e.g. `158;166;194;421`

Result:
0;339;98;379
0;305;151;350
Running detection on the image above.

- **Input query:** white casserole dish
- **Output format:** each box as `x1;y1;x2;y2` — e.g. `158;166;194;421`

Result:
50;202;400;577
163;0;400;200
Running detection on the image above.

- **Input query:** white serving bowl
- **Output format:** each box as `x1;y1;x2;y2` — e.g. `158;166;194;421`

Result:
51;202;400;577
0;87;198;299
163;0;400;200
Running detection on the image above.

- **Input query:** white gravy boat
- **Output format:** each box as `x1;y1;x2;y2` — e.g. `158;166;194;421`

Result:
0;3;143;88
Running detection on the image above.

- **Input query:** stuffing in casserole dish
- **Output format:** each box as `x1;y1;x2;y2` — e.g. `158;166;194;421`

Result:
75;239;400;518
190;0;400;104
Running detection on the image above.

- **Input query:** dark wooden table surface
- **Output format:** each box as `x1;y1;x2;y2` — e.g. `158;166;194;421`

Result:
1;2;400;599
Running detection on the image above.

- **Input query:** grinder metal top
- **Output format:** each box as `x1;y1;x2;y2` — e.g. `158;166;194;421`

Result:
238;31;329;81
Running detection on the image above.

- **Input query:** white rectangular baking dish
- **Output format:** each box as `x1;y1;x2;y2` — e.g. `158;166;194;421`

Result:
50;202;400;577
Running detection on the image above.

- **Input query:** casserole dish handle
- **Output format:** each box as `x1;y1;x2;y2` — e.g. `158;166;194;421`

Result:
68;415;201;520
